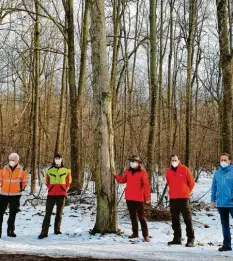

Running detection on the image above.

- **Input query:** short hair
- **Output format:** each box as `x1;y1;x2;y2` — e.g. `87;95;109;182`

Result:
170;154;178;160
9;152;20;161
220;152;231;160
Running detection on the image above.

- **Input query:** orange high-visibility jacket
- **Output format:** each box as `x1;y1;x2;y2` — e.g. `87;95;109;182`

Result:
0;164;28;196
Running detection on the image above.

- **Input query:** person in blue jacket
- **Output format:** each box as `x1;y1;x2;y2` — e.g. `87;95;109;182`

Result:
211;152;233;252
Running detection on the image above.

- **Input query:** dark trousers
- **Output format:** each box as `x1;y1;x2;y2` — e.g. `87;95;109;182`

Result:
41;195;66;234
126;200;148;237
0;195;21;233
170;198;194;240
218;207;233;248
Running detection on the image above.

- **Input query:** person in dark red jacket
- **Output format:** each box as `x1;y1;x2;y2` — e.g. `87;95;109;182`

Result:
166;154;195;247
114;155;150;242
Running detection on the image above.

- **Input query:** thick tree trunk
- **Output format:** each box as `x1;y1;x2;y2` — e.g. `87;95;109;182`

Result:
216;0;233;154
90;0;117;233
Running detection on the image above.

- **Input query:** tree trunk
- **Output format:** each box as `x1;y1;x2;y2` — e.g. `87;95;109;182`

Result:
31;0;40;193
64;0;81;191
216;0;233;154
55;22;68;155
147;0;158;183
90;0;118;233
157;0;164;174
76;0;89;189
167;0;175;161
185;0;197;167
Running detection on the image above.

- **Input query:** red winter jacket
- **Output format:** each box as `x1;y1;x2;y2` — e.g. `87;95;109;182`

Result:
115;167;150;202
166;163;195;199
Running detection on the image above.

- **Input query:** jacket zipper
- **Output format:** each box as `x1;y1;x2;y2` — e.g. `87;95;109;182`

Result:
221;173;224;206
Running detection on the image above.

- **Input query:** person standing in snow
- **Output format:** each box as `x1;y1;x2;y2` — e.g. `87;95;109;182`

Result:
38;153;72;239
0;152;28;238
211;152;233;252
166;154;195;247
114;155;151;242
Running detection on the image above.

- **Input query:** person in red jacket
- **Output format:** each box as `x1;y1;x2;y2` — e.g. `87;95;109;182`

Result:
114;155;150;242
166;154;195;247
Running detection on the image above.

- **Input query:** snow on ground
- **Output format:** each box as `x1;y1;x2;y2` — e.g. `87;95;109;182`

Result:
0;172;233;260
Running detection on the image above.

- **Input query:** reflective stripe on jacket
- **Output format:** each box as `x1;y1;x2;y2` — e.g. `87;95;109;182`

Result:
211;164;233;207
46;166;72;196
166;163;195;199
115;167;150;202
0;164;28;196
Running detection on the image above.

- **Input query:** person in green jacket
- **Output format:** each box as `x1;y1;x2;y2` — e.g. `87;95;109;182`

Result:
38;153;72;239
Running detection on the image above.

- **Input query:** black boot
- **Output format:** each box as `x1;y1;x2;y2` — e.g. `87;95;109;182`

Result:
218;246;232;251
7;230;16;237
38;231;48;239
54;230;62;235
168;237;181;245
128;233;139;239
185;238;194;247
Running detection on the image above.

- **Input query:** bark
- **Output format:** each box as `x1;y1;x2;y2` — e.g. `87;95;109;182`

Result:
90;0;117;233
185;0;197;167
31;0;40;193
157;0;164;175
64;0;81;191
76;0;90;188
167;0;175;160
147;0;158;183
216;0;233;154
55;22;68;155
110;0;121;118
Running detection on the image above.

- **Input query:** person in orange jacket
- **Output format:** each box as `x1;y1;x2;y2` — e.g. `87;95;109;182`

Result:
0;153;28;238
114;155;150;242
166;154;195;247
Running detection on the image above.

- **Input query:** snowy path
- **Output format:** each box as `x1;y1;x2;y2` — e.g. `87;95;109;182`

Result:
0;235;233;261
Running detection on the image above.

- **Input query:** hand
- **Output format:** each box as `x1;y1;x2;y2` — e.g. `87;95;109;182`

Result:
145;201;150;204
211;202;216;208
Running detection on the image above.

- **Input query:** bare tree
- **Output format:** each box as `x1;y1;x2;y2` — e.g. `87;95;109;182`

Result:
90;0;117;233
147;0;158;183
31;0;40;193
216;0;233;154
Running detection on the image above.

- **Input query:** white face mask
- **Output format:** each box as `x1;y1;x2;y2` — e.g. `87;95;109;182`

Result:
220;161;229;168
130;162;139;169
55;159;62;165
171;161;179;168
9;161;16;167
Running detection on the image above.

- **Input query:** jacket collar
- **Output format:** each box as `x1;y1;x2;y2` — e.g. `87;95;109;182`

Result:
219;164;233;172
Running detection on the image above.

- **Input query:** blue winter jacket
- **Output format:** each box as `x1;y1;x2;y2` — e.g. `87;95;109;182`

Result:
211;164;233;207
